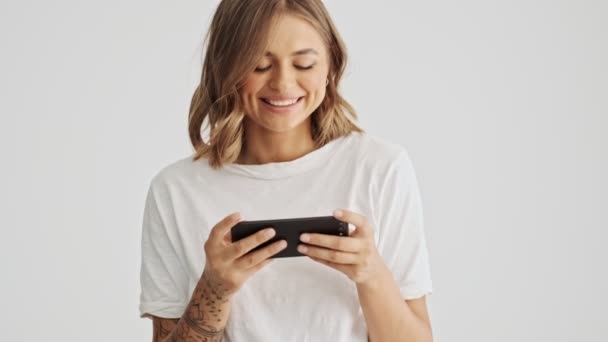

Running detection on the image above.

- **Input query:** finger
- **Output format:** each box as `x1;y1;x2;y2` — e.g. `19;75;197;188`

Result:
209;212;242;245
298;244;358;265
299;233;361;253
235;239;287;270
334;209;373;238
309;256;349;273
230;227;277;259
247;257;274;274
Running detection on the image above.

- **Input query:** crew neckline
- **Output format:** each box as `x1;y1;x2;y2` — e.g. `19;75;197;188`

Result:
219;133;357;180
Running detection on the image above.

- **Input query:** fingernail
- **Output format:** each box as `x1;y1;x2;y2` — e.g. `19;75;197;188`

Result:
300;234;310;242
334;210;343;218
298;245;308;253
266;229;275;238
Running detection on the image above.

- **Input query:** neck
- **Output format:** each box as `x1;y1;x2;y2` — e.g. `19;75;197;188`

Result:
237;118;316;165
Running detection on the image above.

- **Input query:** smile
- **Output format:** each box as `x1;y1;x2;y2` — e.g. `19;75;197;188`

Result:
259;96;304;113
261;97;304;107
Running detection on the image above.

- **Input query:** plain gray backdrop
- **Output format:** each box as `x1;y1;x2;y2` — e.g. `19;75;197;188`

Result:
1;0;606;341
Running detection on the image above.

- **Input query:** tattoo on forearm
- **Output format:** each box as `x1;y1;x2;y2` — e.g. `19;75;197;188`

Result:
164;271;229;341
182;316;223;337
197;271;230;321
153;318;179;342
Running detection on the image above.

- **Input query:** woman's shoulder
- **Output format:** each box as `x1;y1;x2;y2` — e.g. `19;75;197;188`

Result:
344;131;409;166
147;155;202;190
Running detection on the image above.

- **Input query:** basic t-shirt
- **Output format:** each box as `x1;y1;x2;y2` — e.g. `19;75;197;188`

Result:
138;131;433;341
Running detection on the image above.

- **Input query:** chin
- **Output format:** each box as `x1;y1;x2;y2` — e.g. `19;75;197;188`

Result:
262;121;305;133
251;115;312;134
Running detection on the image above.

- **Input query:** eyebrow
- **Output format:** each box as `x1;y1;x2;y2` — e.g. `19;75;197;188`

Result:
265;48;319;57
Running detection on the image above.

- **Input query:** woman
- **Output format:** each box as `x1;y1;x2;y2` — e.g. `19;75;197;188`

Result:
139;0;434;341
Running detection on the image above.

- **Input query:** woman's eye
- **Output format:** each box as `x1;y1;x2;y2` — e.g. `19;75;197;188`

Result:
254;65;272;73
295;65;315;70
253;64;315;73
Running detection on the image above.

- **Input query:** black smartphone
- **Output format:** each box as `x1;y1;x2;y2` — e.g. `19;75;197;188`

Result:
231;215;349;258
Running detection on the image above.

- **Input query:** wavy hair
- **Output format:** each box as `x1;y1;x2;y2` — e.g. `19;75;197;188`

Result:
189;0;364;169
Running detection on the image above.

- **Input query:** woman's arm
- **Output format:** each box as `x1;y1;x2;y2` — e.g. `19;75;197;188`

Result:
159;271;232;342
357;264;433;342
299;209;433;341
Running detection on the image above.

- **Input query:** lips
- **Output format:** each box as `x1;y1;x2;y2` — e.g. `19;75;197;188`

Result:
258;96;304;113
261;96;305;101
261;96;304;107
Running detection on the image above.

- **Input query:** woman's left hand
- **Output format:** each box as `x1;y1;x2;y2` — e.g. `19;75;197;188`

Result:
297;209;387;285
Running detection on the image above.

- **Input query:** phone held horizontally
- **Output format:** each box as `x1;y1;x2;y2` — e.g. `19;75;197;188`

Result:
231;216;349;258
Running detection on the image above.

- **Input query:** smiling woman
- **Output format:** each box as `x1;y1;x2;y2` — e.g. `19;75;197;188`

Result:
139;1;434;341
187;0;363;168
237;13;332;162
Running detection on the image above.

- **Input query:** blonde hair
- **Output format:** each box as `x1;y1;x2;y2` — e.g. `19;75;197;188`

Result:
189;0;364;169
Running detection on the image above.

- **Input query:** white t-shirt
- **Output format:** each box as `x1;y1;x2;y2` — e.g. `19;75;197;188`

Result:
138;131;433;341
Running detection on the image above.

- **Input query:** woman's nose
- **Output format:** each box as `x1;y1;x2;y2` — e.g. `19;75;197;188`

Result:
268;66;296;92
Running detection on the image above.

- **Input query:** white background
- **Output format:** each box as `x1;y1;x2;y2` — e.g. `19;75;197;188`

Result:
1;0;606;341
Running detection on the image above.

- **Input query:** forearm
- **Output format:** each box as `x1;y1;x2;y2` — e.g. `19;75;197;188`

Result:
356;265;432;342
163;271;232;342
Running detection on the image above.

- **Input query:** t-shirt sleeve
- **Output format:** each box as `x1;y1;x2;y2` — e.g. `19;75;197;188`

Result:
138;179;190;319
375;149;433;300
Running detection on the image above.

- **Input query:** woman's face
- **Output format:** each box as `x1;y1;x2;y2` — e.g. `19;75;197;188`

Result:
239;14;330;134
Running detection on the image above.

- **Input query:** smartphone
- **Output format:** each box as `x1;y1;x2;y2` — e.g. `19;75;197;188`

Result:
231;215;349;258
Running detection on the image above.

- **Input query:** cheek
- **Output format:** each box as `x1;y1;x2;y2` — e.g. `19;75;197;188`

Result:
241;76;266;97
239;78;264;111
301;74;326;95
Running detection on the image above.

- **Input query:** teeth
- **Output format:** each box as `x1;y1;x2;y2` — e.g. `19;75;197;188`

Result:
264;97;299;106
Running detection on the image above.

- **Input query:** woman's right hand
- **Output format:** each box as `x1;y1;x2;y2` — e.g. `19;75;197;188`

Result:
201;212;287;298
